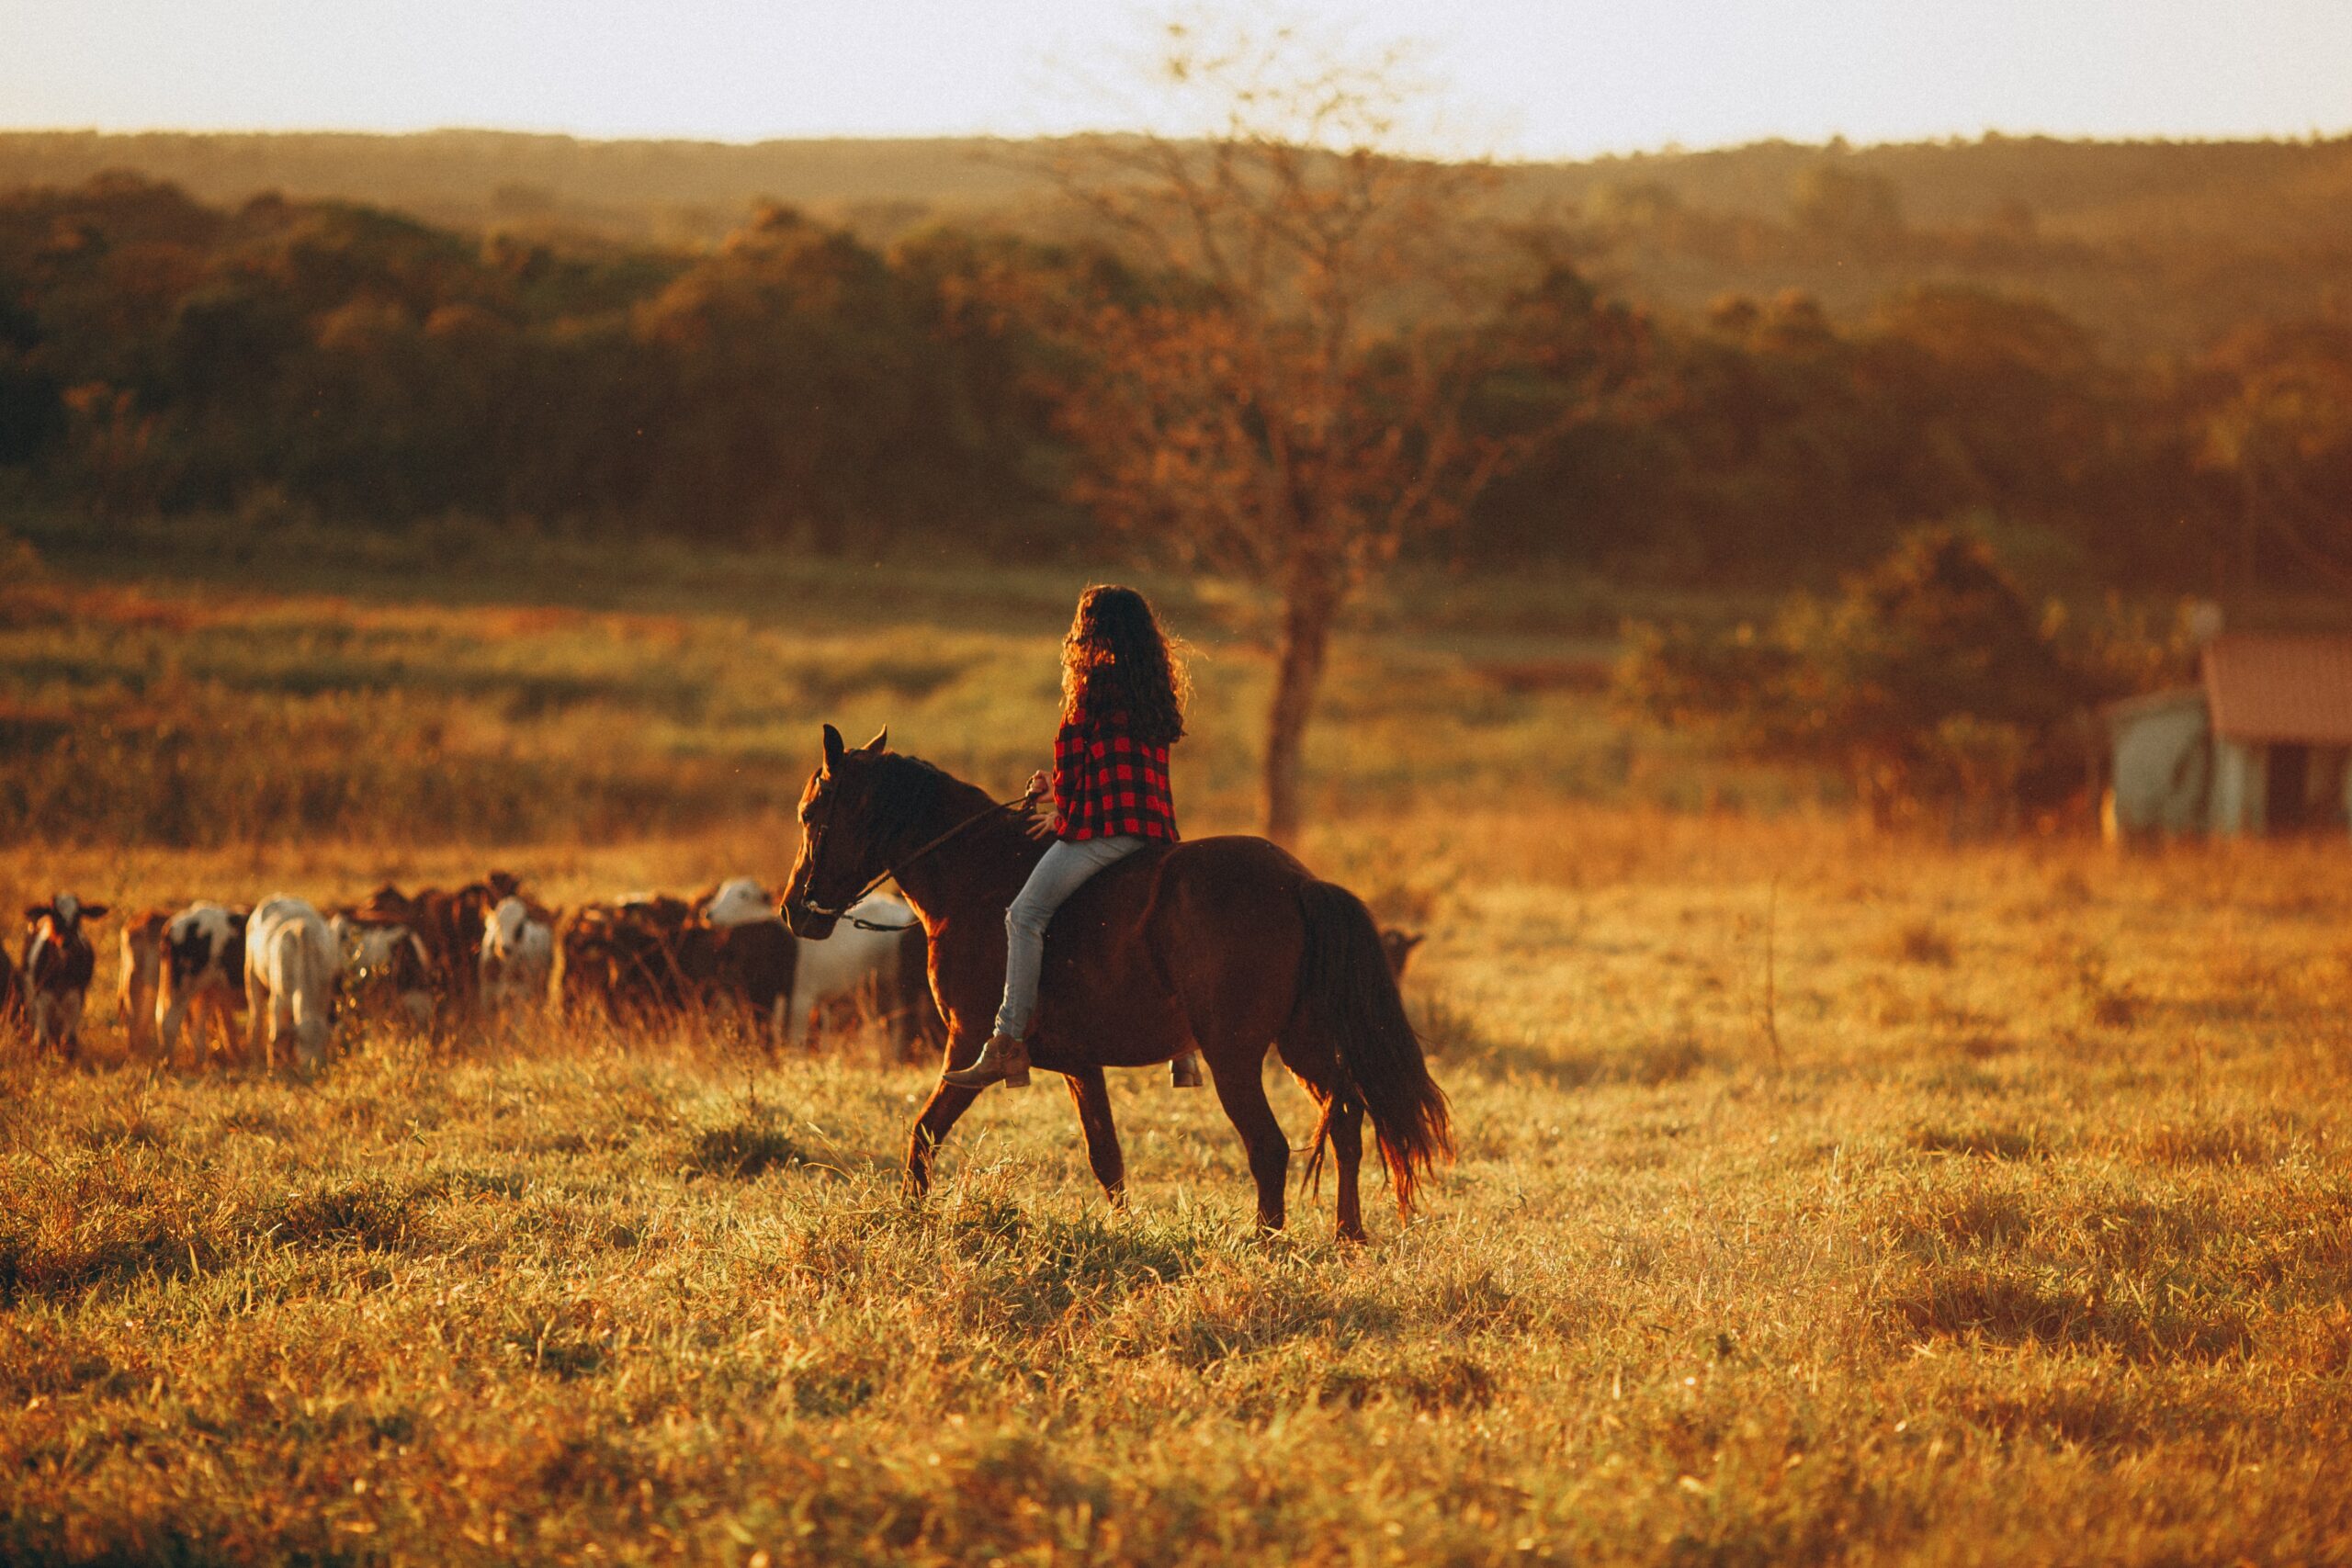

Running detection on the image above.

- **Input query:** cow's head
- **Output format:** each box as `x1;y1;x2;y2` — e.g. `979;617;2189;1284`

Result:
783;723;891;941
1379;928;1426;979
26;895;107;943
486;897;531;954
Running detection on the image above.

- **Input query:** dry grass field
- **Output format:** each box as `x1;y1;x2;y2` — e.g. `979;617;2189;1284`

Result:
3;540;2349;1565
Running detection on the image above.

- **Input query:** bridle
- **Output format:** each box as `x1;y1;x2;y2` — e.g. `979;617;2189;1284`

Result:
793;778;1034;933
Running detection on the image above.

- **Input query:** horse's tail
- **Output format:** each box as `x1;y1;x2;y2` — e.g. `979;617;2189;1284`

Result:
1294;879;1453;1219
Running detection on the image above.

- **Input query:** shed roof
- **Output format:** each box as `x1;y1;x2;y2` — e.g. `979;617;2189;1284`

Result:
2103;685;2206;730
2201;633;2352;744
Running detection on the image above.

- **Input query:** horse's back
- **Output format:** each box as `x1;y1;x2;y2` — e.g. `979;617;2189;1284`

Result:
1059;834;1312;942
1034;835;1315;1064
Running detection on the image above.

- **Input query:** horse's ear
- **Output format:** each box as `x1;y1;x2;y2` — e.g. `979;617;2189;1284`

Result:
23;904;45;922
81;904;108;920
821;723;845;771
861;727;888;753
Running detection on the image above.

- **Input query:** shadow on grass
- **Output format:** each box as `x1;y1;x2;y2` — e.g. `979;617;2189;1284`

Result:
270;1176;443;1252
1315;1348;1498;1413
945;1196;1209;1329
1886;1261;2252;1362
0;1526;262;1568
1907;1123;2054;1160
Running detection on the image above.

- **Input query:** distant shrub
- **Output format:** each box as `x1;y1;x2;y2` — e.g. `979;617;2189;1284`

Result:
1892;919;1957;965
1620;526;2106;828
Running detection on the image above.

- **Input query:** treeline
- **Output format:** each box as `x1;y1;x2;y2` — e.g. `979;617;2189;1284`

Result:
8;130;2350;354
2;172;2346;591
0;176;1067;553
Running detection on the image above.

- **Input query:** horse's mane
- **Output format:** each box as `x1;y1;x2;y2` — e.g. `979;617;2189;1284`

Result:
867;751;948;840
866;750;1032;866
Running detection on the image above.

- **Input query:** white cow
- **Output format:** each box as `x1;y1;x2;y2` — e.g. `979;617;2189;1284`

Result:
158;902;248;1062
786;891;916;1045
702;876;775;929
478;896;554;1011
245;897;340;1072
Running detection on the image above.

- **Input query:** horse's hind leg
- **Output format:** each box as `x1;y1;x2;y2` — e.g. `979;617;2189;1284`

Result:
1278;1031;1365;1243
1328;1100;1367;1243
1205;1047;1288;1232
1064;1065;1127;1210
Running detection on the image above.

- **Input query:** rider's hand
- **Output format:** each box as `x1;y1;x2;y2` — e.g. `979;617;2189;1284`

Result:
1025;769;1051;802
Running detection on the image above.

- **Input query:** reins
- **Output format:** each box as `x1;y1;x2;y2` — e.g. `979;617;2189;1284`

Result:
801;788;1035;932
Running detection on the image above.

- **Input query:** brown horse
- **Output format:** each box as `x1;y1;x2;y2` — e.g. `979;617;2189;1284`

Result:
781;726;1452;1240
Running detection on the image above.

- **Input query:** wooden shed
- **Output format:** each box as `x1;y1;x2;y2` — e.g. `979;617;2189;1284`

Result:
2104;632;2352;840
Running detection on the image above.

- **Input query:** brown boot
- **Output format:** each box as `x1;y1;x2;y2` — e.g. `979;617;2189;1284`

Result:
943;1032;1030;1089
1170;1051;1204;1089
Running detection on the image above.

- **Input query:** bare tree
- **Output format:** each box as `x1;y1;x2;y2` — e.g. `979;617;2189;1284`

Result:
1026;15;1641;843
2199;321;2352;593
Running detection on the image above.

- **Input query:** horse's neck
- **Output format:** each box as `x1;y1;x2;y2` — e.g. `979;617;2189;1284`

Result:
891;779;1045;931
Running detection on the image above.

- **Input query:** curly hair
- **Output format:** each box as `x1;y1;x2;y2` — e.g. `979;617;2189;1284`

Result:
1060;585;1189;746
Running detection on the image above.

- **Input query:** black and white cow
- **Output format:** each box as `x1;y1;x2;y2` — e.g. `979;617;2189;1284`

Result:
328;914;435;1034
21;894;107;1058
158;902;249;1065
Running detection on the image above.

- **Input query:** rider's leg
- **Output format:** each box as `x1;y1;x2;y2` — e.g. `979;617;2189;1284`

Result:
944;835;1144;1089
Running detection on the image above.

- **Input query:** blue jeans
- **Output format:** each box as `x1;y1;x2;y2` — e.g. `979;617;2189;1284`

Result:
992;835;1146;1039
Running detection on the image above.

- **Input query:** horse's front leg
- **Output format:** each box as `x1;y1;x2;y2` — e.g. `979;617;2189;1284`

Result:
1062;1065;1127;1210
905;1027;986;1197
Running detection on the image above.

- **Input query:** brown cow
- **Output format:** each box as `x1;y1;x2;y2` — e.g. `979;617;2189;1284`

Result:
549;902;629;1021
22;894;107;1058
0;938;21;1039
1380;928;1426;978
118;907;174;1056
552;901;707;1023
552;895;800;1045
711;919;797;1048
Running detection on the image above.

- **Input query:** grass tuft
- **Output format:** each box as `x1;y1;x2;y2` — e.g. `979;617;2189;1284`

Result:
682;1116;807;1180
270;1177;435;1252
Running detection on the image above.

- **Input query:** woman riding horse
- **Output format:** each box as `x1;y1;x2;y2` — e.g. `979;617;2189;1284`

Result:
946;584;1199;1093
781;599;1450;1239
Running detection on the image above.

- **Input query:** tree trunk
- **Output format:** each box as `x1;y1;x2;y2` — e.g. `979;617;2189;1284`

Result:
1262;558;1344;847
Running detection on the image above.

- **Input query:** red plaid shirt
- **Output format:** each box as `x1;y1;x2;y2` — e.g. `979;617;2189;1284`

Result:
1053;709;1179;842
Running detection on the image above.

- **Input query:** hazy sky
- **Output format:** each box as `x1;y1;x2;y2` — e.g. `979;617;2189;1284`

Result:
3;0;2346;157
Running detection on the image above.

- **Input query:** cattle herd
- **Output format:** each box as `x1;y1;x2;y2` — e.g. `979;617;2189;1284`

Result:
5;874;944;1075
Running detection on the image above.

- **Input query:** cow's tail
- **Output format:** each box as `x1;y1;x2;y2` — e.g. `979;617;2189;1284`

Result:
1292;879;1453;1219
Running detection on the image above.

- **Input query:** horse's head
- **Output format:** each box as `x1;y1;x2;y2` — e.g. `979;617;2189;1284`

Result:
783;722;893;940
